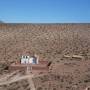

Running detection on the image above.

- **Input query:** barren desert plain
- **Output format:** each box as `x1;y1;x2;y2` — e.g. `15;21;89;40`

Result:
0;23;90;90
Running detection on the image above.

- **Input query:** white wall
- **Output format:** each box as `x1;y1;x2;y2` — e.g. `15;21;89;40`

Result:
21;56;37;64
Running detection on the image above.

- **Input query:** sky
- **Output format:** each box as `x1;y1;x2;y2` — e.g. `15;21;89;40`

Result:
0;0;90;23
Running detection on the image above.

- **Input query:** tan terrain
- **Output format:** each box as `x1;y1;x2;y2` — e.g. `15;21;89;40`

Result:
0;23;90;90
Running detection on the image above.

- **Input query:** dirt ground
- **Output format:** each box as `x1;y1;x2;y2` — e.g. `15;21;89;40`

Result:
0;23;90;90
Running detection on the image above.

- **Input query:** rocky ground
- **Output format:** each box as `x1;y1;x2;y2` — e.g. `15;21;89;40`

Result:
0;23;90;90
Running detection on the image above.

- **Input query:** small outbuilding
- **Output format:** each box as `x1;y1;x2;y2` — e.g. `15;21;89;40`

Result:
21;55;38;64
9;54;51;74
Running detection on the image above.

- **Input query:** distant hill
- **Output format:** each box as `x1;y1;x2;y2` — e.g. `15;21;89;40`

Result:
0;20;4;23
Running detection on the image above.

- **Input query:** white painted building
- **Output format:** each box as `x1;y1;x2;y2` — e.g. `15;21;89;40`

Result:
21;55;38;64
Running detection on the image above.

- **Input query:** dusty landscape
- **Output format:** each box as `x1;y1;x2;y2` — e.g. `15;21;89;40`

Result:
0;23;90;90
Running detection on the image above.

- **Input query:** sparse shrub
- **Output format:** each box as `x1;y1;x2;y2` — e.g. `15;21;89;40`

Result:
37;87;43;90
53;88;56;90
